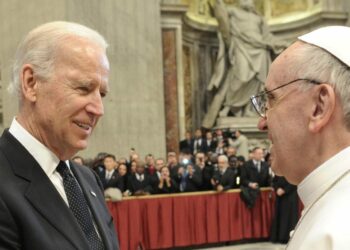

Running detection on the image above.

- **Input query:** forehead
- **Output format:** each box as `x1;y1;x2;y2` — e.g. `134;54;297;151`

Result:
266;42;301;89
54;37;109;81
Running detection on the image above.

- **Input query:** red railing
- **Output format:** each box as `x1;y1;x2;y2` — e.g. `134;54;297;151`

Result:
107;188;275;250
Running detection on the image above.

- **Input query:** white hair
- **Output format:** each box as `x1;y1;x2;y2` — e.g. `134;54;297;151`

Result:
10;21;108;102
218;154;228;163
290;42;350;129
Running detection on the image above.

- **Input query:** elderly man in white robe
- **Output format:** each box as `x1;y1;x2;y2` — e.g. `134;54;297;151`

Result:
251;26;350;249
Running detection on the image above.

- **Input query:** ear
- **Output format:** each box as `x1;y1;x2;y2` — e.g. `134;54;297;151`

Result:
20;64;38;102
308;84;335;133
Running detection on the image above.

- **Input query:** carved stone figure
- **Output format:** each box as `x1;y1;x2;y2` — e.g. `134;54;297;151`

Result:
202;0;288;128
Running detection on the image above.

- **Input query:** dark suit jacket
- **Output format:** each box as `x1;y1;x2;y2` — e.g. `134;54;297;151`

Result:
212;168;236;191
179;139;193;153
203;139;217;153
0;130;119;250
98;169;125;191
127;173;153;194
241;160;271;187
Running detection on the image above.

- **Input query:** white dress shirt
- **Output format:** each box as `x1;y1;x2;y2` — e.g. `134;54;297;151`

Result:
9;118;71;205
287;146;350;249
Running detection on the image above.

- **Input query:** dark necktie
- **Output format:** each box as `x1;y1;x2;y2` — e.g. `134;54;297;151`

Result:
56;161;104;250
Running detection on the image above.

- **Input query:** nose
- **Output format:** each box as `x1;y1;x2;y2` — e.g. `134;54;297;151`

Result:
257;117;268;131
86;91;104;117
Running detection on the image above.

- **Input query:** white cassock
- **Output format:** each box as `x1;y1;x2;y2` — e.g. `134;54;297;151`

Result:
287;146;350;249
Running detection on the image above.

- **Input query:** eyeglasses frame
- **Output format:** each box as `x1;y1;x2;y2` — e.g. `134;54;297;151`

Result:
250;78;321;118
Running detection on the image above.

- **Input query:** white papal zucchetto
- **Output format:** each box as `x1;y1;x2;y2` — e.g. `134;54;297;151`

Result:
298;26;350;67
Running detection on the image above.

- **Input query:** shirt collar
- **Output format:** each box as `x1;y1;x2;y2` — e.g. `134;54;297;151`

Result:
8;118;68;177
298;146;350;208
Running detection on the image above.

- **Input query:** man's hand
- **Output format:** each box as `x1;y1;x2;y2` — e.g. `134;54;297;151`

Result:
276;188;285;196
216;184;224;192
249;182;259;189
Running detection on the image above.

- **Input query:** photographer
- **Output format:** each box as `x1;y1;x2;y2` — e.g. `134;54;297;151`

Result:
176;163;202;192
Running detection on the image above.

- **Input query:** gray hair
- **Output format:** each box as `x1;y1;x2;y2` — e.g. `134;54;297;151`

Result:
218;154;228;163
291;42;350;129
10;21;108;102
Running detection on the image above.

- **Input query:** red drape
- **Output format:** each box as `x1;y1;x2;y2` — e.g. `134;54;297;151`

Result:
107;188;275;250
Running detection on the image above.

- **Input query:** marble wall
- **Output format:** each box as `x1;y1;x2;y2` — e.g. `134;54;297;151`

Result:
0;0;166;159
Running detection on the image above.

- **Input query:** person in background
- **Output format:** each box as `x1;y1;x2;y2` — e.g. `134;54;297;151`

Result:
179;131;193;153
167;151;181;179
240;147;271;208
203;130;217;153
126;161;153;196
230;130;249;160
251;26;350;248
72;155;85;165
228;155;241;188
156;166;179;194
117;163;128;193
176;163;202;192
150;158;166;191
192;128;205;155
98;154;119;190
211;155;236;192
0;21;118;249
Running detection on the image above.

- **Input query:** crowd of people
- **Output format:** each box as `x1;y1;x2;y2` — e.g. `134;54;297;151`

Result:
72;129;272;196
72;128;299;243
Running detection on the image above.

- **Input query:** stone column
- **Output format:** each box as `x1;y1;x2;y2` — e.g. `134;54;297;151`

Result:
161;1;188;153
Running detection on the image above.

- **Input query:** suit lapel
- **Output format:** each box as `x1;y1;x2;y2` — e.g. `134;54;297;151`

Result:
0;130;89;249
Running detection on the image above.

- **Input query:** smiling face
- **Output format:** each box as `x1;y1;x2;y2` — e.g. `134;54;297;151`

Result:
19;37;109;160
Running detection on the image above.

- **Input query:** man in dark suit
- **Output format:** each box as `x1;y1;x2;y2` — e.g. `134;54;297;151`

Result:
211;155;236;191
0;21;119;249
241;147;271;188
179;131;193;153
203;130;217;153
98;154;124;191
126;161;153;195
192;129;206;155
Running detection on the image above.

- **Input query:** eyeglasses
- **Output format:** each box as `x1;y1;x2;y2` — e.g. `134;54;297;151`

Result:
250;78;321;118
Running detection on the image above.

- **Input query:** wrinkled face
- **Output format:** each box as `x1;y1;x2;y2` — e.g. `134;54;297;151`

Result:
218;157;228;171
104;157;116;171
118;164;127;176
30;37;109;159
258;43;311;183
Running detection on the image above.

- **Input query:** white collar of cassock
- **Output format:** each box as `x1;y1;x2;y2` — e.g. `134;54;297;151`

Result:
298;146;350;208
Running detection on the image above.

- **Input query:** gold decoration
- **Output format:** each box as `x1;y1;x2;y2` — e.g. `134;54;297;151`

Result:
270;0;308;17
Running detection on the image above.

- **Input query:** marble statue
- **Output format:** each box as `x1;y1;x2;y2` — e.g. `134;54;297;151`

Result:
202;0;288;128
